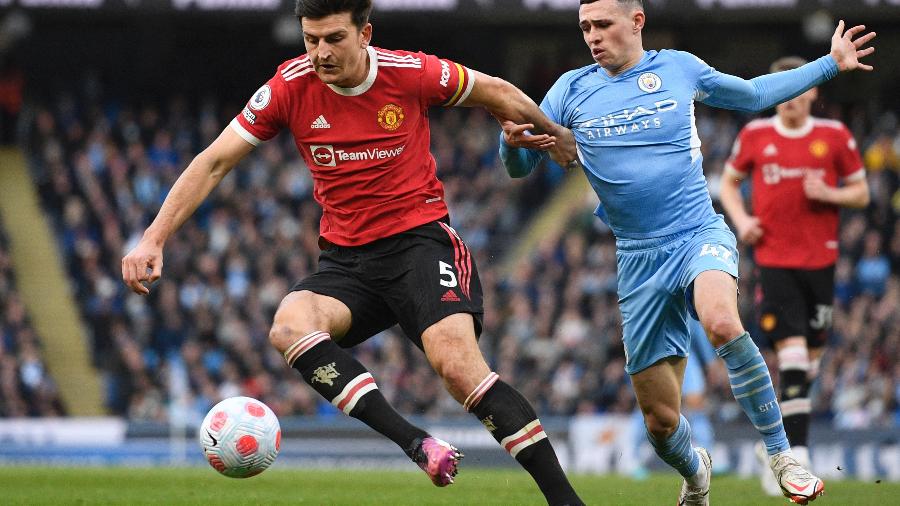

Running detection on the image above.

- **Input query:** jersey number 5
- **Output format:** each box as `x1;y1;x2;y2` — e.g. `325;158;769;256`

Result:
439;261;458;288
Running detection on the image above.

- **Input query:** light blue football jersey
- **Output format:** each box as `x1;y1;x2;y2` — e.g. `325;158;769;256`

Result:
533;51;837;239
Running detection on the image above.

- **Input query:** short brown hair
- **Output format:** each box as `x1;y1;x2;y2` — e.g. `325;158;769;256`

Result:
770;56;808;73
580;0;643;8
295;0;372;30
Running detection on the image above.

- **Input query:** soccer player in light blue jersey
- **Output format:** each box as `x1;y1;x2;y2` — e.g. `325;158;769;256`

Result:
497;1;875;504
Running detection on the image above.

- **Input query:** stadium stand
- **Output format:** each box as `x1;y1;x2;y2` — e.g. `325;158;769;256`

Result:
0;215;66;417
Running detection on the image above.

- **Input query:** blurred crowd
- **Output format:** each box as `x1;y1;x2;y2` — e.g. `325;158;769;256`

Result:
13;86;900;430
0;217;65;416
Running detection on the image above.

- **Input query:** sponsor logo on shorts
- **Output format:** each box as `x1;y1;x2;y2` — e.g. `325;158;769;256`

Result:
312;362;339;386
441;289;460;302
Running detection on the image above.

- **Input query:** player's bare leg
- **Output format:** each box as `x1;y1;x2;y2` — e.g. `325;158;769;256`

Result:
631;357;710;505
269;291;454;486
422;313;584;505
694;271;823;502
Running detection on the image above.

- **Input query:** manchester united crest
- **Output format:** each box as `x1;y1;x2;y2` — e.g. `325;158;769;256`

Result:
809;139;829;158
377;103;404;131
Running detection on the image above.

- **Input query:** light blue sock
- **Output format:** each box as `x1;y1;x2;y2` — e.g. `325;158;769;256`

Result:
685;409;714;450
647;415;700;478
716;332;790;455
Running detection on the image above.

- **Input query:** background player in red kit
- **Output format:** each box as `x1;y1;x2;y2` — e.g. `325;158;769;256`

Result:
121;0;583;503
720;56;870;495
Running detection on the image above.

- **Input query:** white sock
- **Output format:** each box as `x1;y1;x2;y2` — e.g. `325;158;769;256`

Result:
686;452;709;488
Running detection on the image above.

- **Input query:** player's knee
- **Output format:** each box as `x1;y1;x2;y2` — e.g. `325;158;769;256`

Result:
268;322;305;353
702;313;744;347
644;408;680;440
269;292;332;352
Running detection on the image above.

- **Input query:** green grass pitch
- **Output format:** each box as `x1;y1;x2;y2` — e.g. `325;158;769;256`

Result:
0;466;895;505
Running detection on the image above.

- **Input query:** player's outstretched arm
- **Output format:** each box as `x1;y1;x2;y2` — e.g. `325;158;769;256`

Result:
121;127;254;295
699;21;874;113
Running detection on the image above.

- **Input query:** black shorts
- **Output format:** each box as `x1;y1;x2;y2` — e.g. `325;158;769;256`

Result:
291;218;484;349
757;265;835;348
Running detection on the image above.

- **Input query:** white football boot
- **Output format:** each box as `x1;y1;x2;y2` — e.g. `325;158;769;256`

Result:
677;447;711;506
770;450;825;504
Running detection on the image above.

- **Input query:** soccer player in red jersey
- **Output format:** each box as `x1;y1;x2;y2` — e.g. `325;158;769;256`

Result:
121;0;583;503
720;56;870;496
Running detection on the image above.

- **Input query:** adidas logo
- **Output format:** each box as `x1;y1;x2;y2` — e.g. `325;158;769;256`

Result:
763;143;778;157
440;289;460;302
311;115;331;129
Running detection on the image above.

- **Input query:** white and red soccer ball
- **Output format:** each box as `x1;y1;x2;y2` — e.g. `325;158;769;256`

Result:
199;396;281;478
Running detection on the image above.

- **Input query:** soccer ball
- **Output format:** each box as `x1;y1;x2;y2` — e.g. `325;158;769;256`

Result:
199;396;281;478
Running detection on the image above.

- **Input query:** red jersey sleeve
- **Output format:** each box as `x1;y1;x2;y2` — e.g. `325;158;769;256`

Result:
229;72;290;146
419;53;476;108
834;124;865;182
725;126;754;179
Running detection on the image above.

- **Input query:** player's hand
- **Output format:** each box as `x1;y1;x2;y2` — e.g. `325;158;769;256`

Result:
547;127;580;171
500;120;557;150
803;174;833;203
122;238;163;295
830;20;876;72
734;215;763;245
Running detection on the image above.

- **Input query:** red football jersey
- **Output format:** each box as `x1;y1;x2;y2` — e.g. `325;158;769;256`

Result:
725;116;865;269
230;46;475;246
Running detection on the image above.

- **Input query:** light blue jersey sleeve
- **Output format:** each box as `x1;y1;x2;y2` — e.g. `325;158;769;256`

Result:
498;70;577;178
674;50;839;112
498;135;544;178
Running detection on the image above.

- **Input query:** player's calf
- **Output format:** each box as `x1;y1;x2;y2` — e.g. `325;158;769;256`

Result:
281;330;445;476
465;372;584;506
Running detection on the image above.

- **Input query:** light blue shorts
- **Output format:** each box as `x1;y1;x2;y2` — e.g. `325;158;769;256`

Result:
616;215;738;375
